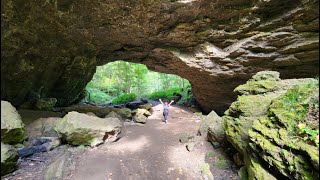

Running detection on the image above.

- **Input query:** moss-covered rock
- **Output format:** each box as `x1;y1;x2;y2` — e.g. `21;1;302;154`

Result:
248;80;319;179
34;98;57;111
54;111;122;147
199;163;214;180
223;71;319;179
132;108;151;124
138;103;153;111
247;156;277;180
1;142;18;176
234;71;282;95
1;101;25;144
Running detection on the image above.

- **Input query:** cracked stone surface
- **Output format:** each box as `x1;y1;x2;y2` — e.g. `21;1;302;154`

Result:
1;0;318;114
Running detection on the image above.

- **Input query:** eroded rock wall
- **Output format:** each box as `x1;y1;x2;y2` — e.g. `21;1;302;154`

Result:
1;0;319;113
224;71;319;179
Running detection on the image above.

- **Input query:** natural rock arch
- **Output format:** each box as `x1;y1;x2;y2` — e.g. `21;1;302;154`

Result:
1;0;319;114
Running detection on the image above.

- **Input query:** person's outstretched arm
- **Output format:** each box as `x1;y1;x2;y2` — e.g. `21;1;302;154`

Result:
169;100;174;106
159;99;164;105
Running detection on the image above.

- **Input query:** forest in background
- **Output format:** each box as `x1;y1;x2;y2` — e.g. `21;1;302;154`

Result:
85;61;192;104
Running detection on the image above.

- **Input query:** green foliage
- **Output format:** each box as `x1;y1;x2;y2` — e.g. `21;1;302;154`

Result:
86;88;112;103
111;93;137;104
269;79;319;146
147;87;182;101
85;61;191;105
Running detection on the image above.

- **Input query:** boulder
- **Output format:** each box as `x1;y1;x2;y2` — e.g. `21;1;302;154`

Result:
54;111;122;147
1;101;25;144
63;105;132;120
105;111;131;122
34;98;57;111
223;71;319;179
85;112;97;117
132;109;151;124
198;110;225;144
138;103;153;111
1;142;18;176
234;71;282;95
25;117;60;139
105;111;122;119
125;100;145;109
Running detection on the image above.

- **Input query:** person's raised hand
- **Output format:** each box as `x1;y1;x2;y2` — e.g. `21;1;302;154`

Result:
159;99;162;101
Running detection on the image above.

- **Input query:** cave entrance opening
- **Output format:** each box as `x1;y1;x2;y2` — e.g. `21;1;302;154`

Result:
84;60;194;107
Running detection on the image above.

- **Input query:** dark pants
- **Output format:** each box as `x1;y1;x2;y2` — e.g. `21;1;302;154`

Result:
163;110;168;121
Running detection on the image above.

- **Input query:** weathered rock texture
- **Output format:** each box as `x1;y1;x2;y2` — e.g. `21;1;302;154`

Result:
132;108;152;123
223;71;319;179
63;105;132;120
1;142;19;176
54;111;122;147
1;101;25;144
1;0;319;114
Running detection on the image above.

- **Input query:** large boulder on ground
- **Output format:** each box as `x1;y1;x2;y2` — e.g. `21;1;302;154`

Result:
25;117;60;139
1;142;18;176
104;111;131;122
132;109;151;124
54;111;122;147
223;71;319;179
198;110;225;144
138;103;153;111
1;101;25;144
206;112;225;144
63;105;132;120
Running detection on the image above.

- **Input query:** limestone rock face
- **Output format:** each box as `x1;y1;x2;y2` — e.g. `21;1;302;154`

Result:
223;71;319;179
1;101;25;144
1;142;18;176
54;111;122;147
1;0;319;114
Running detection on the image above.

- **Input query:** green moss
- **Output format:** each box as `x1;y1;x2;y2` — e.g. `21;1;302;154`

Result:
214;159;229;169
206;151;215;159
229;95;273;117
238;166;248;180
199;163;214;180
247;157;277;180
234;80;282;95
1;128;25;145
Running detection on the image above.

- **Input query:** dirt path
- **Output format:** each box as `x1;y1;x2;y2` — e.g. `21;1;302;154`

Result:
2;104;239;180
68;104;239;180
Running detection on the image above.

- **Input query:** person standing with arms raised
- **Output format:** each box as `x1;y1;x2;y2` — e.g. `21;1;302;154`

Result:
159;99;174;124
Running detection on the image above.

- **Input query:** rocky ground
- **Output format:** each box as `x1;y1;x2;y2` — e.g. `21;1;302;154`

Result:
2;103;239;180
